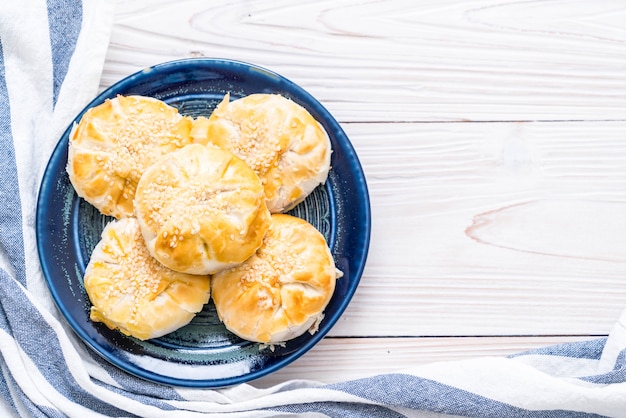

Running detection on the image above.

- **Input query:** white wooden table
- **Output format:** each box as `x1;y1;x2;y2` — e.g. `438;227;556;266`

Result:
101;0;626;387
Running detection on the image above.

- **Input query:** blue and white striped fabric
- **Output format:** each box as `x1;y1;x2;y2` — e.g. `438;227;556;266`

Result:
1;1;626;417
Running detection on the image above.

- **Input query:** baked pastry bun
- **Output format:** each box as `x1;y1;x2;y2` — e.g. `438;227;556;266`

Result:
83;217;211;341
191;93;331;213
134;143;271;275
211;214;339;344
67;95;194;219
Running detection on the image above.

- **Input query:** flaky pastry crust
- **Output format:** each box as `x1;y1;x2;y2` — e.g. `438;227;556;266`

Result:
134;143;271;275
67;95;193;218
191;93;331;213
84;218;211;341
211;214;338;343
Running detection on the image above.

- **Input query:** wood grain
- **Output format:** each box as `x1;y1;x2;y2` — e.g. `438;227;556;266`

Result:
103;0;626;122
333;121;626;337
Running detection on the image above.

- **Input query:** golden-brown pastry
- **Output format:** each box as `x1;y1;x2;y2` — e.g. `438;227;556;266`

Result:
134;143;271;275
191;93;331;213
67;95;194;219
211;214;339;344
83;217;211;341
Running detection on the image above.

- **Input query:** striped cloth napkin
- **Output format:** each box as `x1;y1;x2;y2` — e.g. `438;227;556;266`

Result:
1;1;625;416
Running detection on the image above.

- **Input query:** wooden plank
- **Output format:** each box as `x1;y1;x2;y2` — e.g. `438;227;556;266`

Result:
252;335;599;386
328;121;626;337
102;0;626;122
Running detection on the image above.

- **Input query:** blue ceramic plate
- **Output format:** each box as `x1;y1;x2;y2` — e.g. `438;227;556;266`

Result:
36;58;370;387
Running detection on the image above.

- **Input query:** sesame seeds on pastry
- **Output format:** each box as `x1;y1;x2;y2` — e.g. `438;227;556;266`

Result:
211;214;339;344
191;93;332;213
73;92;339;344
67;95;194;219
83;217;211;341
134;143;271;275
